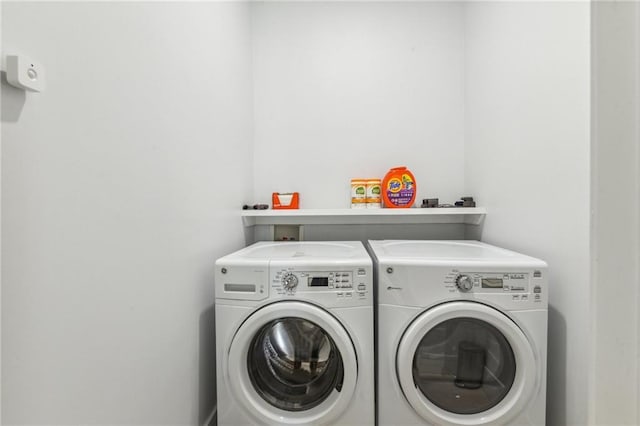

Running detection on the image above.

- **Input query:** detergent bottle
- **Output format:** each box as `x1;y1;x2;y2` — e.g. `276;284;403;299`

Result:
382;166;417;208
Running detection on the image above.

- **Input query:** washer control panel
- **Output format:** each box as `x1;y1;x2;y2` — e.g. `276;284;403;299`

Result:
273;268;368;300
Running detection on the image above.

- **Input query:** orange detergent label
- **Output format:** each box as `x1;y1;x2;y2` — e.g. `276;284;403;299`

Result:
382;167;416;208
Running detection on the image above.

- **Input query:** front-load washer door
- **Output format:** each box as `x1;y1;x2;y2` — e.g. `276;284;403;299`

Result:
396;302;538;426
227;301;358;425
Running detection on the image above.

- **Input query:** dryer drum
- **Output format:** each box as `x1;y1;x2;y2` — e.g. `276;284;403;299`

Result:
454;341;486;389
412;317;516;415
248;317;345;411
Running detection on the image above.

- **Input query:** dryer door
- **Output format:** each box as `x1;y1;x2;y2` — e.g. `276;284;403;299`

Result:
227;301;358;425
396;301;538;426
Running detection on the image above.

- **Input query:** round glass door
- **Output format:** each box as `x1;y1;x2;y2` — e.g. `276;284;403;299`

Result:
397;302;537;426
227;301;358;425
412;317;516;415
248;317;344;411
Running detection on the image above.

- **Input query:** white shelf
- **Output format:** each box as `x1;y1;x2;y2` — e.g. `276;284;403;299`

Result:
241;207;486;226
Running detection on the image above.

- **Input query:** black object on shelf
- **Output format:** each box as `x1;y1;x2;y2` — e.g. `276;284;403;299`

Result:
242;204;269;210
421;198;439;208
461;197;476;207
421;197;476;208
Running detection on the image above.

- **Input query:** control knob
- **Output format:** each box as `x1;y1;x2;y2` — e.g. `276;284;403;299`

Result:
456;274;474;293
282;272;299;291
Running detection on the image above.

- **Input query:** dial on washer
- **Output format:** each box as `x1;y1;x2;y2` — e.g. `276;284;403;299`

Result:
456;274;474;292
282;272;299;291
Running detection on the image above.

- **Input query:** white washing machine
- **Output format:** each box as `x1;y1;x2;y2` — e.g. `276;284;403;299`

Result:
215;241;374;426
369;240;548;426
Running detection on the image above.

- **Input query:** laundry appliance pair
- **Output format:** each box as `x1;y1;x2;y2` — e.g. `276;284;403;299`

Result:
214;240;548;426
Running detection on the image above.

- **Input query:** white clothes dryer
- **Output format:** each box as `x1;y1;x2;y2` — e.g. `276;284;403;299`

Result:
215;241;374;426
369;240;548;426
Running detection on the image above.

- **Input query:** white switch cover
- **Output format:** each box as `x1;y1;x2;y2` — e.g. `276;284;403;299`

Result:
6;55;45;92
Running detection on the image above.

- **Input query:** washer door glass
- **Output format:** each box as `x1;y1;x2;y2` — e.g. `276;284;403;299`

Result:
413;317;516;415
248;317;344;411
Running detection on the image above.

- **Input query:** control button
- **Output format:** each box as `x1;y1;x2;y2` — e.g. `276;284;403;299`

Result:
512;294;520;300
534;294;541;301
282;272;298;291
358;284;366;291
358;268;366;276
455;275;474;293
533;286;542;294
337;292;344;298
503;286;510;292
345;292;353;298
534;270;542;278
358;292;366;297
521;295;529;301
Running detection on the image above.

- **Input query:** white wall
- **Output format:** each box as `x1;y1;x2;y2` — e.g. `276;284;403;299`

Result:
464;3;591;425
251;2;465;208
0;1;3;422
1;2;253;424
591;2;640;424
3;2;635;425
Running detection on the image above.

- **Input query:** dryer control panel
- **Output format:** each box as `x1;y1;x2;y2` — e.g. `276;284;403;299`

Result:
444;270;544;304
446;272;529;293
